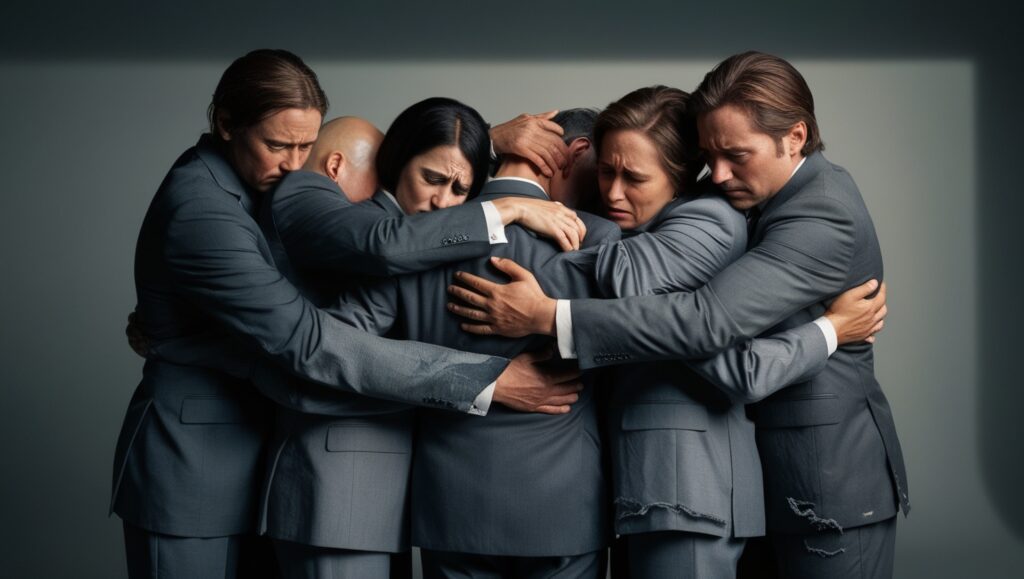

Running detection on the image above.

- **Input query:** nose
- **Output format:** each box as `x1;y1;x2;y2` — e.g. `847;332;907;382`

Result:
432;187;457;210
709;159;731;185
280;148;304;173
603;177;625;204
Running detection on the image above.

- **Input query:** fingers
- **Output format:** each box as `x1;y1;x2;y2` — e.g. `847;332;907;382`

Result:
558;227;579;252
532;138;567;177
447;284;489;309
534;405;572;415
459;322;495;335
544;367;584;385
526;148;556;178
446;295;485;317
454;271;497;295
543;392;580;407
555;229;573;252
535;109;561;124
489;256;533;281
845;278;880;301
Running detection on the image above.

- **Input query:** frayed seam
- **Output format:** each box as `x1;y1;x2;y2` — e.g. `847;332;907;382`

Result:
803;540;845;558
614;497;727;526
786;497;844;534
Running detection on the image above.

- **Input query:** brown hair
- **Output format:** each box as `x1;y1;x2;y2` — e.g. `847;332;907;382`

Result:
594;85;700;193
207;49;328;141
692;51;823;155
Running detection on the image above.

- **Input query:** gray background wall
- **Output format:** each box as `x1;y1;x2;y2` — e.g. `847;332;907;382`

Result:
1;1;1021;577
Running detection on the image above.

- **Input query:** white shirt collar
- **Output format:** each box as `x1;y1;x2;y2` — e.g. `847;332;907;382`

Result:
488;175;548;197
379;189;403;211
790;156;807;179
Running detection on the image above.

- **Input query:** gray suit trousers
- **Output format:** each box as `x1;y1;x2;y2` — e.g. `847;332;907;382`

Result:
272;539;394;579
122;522;276;579
772;516;896;579
625;531;745;579
420;548;606;579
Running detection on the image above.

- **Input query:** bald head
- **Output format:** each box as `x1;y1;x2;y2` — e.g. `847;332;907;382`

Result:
304;116;384;203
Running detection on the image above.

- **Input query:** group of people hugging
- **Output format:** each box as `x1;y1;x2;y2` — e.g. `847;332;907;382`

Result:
112;48;908;579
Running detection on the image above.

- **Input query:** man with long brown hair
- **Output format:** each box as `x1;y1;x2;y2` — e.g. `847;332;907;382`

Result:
567;51;908;578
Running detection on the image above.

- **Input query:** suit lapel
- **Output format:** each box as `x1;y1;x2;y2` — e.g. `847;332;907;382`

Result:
752;151;829;243
194;134;261;217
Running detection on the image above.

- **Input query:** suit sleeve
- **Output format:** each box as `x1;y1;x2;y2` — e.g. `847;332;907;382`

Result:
576;193;852;373
274;187;491;276
594;197;743;298
160;193;507;412
323;277;400;336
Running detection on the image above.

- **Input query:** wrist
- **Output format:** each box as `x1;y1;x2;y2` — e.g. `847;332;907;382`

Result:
537;297;557;336
492;198;519;225
823;312;843;342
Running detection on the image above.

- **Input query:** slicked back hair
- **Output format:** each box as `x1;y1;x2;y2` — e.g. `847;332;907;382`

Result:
208;49;328;141
692;51;823;156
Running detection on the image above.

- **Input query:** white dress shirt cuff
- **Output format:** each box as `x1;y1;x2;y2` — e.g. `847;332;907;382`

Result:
468;381;496;416
480;201;508;245
555;299;578;359
813;316;839;356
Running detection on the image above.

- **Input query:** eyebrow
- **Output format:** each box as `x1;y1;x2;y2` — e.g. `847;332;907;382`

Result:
422;167;447;180
265;138;316;147
597;161;650;180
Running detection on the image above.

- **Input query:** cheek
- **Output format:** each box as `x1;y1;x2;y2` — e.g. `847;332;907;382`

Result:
397;181;429;209
252;149;280;175
634;184;671;213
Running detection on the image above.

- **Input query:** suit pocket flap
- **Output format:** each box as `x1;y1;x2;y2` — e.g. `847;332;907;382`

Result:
621;403;708;432
180;396;246;424
326;422;412;454
756;396;841;428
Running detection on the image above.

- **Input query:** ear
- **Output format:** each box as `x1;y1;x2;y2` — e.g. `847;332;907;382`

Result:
326;151;345;181
215;112;233;142
786;121;808;158
564;138;591;178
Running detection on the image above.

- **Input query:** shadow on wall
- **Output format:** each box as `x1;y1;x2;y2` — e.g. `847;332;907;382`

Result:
978;49;1024;543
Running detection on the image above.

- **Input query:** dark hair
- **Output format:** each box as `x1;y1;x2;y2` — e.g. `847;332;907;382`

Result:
208;49;328;141
594;85;700;193
376;97;491;198
691;51;823;155
553;108;600;144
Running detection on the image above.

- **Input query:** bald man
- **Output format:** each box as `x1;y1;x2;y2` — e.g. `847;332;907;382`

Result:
139;113;591;578
257;115;595;578
303;116;383;203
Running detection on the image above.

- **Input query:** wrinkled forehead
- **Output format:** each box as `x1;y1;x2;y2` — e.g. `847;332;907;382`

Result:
255;108;322;143
697;104;761;150
424;146;470;172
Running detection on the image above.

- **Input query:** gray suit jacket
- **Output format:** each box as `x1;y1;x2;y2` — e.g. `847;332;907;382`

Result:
568;152;909;533
330;178;621;557
590;192;831;540
111;136;509;538
269;170;496;304
598;194;761;540
258;186;492;553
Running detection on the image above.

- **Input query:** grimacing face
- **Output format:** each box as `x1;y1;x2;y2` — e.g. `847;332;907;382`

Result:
221;107;322;193
698;103;805;211
598;129;676;230
394;145;472;214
